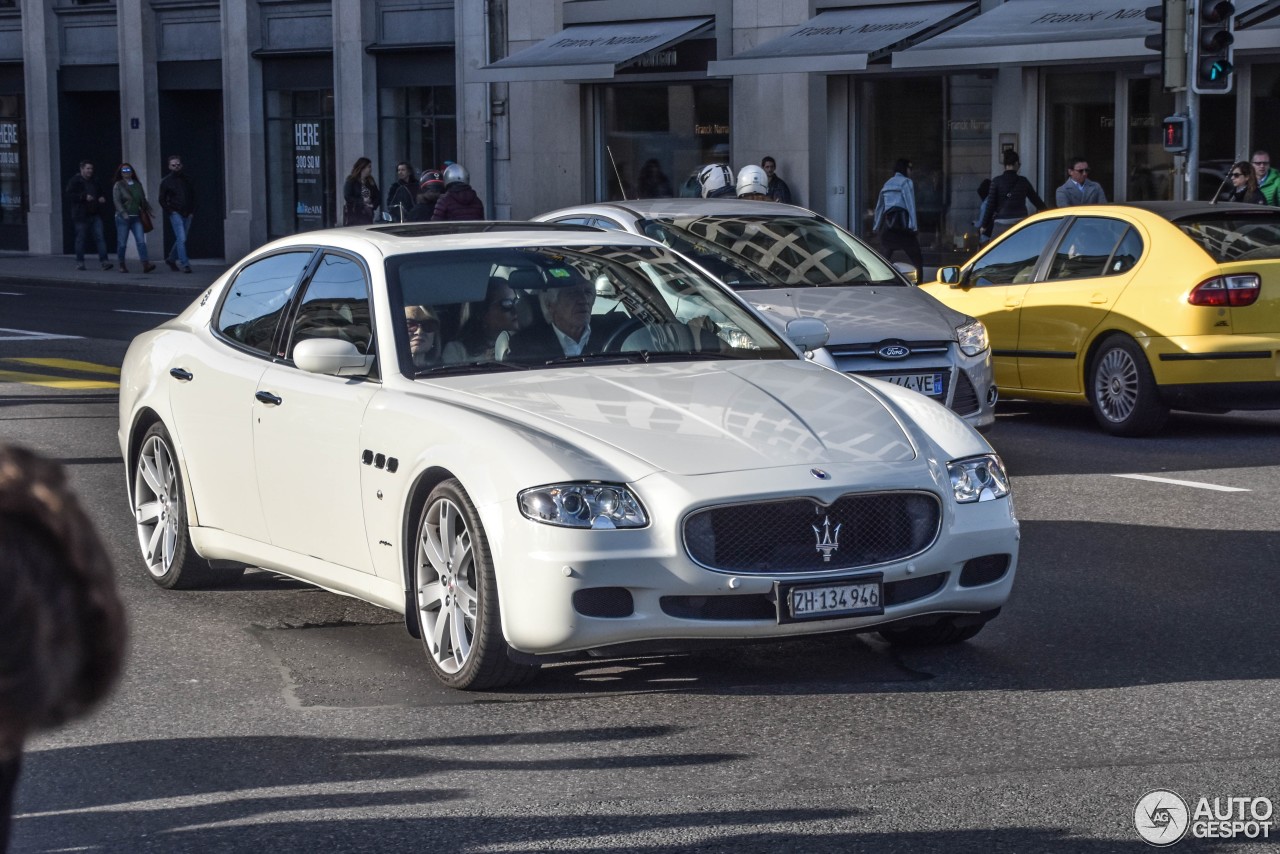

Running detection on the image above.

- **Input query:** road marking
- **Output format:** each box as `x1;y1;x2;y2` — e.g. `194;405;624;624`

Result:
0;291;24;296
2;357;121;376
114;309;178;316
1113;473;1249;492
0;368;119;390
0;327;81;341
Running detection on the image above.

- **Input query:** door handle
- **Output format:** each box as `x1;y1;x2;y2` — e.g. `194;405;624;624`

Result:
255;390;283;406
169;367;193;381
1090;294;1108;305
1004;299;1021;308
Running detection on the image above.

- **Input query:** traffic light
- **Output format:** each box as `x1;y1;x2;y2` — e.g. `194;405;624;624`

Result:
1144;0;1186;91
1162;115;1190;154
1192;0;1235;94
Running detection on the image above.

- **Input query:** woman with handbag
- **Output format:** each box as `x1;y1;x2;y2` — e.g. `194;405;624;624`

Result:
111;163;155;273
342;157;381;226
872;158;924;283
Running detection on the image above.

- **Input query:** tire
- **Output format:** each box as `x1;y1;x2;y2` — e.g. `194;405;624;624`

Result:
1088;334;1169;437
413;478;539;690
133;422;245;589
878;620;984;647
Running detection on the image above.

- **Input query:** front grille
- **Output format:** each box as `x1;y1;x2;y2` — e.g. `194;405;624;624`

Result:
884;572;948;605
827;340;952;359
684;491;941;574
951;370;980;415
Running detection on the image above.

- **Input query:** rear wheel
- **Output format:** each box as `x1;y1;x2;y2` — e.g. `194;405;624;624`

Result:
878;619;984;647
133;422;245;589
413;479;538;690
1088;334;1168;437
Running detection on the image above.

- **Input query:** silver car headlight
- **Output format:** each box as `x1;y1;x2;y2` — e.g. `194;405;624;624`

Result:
948;454;1010;503
518;483;648;529
956;318;989;356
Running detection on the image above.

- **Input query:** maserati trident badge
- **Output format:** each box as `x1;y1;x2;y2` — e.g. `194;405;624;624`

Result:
813;515;841;562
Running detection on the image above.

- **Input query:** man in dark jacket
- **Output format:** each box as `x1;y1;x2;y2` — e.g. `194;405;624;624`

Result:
981;149;1047;240
158;154;196;272
431;163;485;221
386;161;417;222
64;161;111;271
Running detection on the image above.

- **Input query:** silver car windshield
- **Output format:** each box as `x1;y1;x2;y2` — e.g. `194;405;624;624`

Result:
386;243;796;376
638;214;903;289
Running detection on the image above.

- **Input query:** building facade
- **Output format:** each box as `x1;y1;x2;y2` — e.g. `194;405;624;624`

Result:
3;0;1278;264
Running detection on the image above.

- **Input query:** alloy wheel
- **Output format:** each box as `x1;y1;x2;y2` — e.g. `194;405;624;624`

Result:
133;434;183;578
1093;347;1140;423
416;497;479;674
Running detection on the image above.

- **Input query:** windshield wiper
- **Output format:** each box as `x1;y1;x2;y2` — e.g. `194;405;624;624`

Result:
415;360;532;378
539;353;644;367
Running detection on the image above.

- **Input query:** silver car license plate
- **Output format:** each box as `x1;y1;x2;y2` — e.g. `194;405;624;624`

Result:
777;576;884;623
885;372;944;397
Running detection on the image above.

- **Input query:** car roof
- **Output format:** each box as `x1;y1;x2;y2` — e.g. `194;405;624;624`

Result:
249;222;660;259
1104;201;1278;221
539;198;819;220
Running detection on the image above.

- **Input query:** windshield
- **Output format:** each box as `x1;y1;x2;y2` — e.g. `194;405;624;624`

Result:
1176;213;1280;263
638;214;903;289
385;243;796;377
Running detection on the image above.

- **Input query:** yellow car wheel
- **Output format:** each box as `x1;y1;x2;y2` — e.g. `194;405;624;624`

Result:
1088;335;1169;437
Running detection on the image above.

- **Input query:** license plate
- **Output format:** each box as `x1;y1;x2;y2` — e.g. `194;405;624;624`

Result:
884;372;944;397
777;576;884;623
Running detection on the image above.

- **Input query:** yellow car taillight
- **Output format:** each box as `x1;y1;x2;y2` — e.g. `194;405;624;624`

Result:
1188;274;1261;307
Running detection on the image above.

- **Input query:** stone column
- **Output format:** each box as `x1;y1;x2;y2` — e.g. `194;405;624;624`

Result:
20;0;61;254
333;1;376;217
116;0;160;198
221;0;265;257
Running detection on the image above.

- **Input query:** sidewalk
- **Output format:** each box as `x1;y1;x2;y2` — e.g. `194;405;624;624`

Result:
0;252;226;295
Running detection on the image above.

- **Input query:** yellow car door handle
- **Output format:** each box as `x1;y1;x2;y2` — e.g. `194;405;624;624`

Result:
1004;299;1021;308
1090;294;1108;305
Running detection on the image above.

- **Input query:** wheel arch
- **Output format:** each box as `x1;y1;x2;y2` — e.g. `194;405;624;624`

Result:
399;464;459;639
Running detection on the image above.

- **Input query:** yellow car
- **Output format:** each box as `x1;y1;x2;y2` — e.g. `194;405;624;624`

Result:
921;202;1280;436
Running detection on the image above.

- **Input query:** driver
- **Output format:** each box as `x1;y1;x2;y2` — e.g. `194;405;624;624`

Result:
507;274;606;360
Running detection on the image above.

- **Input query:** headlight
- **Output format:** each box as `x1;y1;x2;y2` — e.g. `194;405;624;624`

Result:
518;483;648;529
956;318;989;356
948;454;1010;503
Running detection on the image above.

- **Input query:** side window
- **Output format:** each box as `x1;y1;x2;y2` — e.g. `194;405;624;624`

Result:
968;220;1062;286
593;217;625;231
287;253;374;357
1107;226;1144;275
216;251;313;354
1045;218;1130;281
553;217;595;227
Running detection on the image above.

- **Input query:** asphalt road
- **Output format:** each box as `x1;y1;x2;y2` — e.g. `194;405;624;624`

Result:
2;284;1279;852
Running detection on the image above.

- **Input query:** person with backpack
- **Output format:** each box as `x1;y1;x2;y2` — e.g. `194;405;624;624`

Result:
872;158;924;283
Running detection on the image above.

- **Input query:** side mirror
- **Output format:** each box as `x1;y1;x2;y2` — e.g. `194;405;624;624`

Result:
784;317;830;353
938;266;962;287
293;337;374;377
893;261;918;285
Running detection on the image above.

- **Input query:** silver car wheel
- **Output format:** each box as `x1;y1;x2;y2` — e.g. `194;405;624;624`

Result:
134;433;182;578
1093;346;1139;423
416;497;479;674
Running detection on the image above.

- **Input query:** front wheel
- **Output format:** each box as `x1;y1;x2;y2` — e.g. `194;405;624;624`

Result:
1088;335;1168;437
413;479;538;690
132;422;244;589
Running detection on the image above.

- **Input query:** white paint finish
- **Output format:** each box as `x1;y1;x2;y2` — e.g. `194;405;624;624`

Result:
1113;474;1251;493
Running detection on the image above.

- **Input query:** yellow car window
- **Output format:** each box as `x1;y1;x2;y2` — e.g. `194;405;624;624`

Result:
1045;218;1131;281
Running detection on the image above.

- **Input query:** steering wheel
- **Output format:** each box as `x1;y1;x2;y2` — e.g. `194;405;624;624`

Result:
600;317;646;352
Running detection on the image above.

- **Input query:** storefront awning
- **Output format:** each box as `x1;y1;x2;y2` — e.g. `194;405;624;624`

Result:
1237;0;1280;49
706;3;976;76
473;17;712;82
895;0;1160;68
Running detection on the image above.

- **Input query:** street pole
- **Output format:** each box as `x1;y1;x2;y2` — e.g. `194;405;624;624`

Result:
1183;0;1198;200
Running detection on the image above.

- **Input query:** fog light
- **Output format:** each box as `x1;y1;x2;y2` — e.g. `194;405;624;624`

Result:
987;385;999;406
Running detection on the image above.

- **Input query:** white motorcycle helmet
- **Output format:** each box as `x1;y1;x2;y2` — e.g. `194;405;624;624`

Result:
442;162;469;185
736;165;769;198
698;163;734;199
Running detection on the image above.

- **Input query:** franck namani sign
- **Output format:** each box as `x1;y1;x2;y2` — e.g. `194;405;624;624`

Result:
477;18;712;81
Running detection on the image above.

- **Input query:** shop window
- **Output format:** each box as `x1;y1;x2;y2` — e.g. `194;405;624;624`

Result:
265;89;334;239
1045;72;1114;205
598;82;729;203
378;86;457;190
0;96;24;235
1127;78;1177;202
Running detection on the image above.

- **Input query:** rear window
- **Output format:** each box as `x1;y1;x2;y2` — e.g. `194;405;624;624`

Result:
1176;213;1280;263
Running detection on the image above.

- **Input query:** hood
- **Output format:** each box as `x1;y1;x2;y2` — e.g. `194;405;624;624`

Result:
437;360;917;476
740;286;968;345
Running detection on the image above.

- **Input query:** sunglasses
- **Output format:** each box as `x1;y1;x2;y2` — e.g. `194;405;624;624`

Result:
1253;161;1270;167
1072;168;1090;173
122;168;133;173
1230;172;1246;178
494;298;519;311
406;320;437;332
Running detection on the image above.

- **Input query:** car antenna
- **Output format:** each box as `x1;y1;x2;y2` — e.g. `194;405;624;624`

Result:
606;145;629;200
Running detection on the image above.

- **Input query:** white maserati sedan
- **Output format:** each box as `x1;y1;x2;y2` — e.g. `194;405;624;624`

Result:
535;199;998;430
119;223;1019;690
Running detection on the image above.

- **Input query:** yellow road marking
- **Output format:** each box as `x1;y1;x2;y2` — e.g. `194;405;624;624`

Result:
0;369;119;390
1;357;121;376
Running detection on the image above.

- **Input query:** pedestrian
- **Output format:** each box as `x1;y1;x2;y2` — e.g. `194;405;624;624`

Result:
63;160;111;271
1220;160;1266;204
111;162;155;273
431;163;485;221
981;149;1047;241
158;153;195;273
408;170;444;222
385;161;416;223
1252;150;1279;206
1055;156;1108;207
636;159;673;198
0;445;128;853
761;156;792;204
342;157;380;226
872;158;924;283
